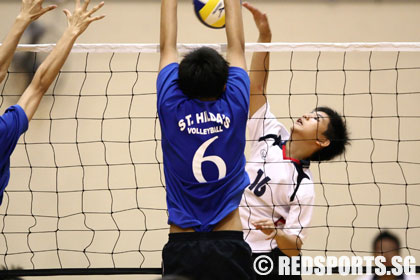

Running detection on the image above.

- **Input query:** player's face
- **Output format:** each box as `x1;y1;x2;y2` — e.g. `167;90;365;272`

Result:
291;111;330;145
374;239;399;267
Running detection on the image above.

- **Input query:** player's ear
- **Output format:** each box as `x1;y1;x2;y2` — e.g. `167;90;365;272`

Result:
316;138;330;148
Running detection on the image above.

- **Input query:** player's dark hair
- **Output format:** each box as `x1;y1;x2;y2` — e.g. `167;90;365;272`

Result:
309;107;349;161
373;231;400;253
178;47;229;99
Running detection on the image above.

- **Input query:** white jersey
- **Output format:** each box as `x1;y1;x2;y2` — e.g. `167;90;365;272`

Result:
240;103;315;253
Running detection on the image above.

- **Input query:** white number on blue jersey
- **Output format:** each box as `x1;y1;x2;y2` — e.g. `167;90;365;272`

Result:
192;136;226;183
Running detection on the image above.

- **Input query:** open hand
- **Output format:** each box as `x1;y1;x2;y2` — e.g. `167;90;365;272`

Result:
63;0;105;37
242;2;271;40
19;0;57;22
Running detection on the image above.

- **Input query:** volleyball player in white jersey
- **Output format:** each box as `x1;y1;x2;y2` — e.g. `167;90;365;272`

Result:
240;3;349;279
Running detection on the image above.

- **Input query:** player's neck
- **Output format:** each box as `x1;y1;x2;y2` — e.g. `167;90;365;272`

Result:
285;139;313;161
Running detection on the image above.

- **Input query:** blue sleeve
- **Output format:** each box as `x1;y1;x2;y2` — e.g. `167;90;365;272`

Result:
224;67;250;113
156;63;180;109
0;105;28;205
0;105;28;154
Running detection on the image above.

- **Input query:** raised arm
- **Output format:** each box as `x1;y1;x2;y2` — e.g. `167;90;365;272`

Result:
243;2;271;118
0;0;57;84
17;0;105;122
159;0;178;71
224;0;246;70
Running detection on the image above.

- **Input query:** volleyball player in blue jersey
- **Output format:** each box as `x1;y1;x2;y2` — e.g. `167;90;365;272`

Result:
0;0;105;205
158;0;254;279
240;3;349;279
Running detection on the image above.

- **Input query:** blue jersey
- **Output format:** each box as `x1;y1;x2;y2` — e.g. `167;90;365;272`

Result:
0;105;28;205
157;63;250;232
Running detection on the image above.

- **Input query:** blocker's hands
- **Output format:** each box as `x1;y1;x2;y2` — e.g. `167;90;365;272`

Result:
63;0;105;37
18;0;57;22
242;2;271;40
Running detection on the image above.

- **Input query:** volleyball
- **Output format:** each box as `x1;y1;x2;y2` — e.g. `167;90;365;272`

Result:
193;0;226;29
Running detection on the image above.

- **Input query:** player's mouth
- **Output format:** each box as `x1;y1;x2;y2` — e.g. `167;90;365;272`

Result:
296;118;303;126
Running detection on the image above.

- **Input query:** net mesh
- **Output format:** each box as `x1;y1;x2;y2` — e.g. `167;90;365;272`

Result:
0;43;419;274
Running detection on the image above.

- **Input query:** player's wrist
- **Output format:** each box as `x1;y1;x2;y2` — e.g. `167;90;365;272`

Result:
14;15;32;28
258;32;272;43
58;28;81;46
64;27;83;38
273;228;286;241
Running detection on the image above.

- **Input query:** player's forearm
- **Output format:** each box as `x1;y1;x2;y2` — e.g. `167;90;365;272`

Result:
224;0;246;67
160;0;177;54
274;230;302;257
0;17;32;83
30;29;78;93
18;28;78;121
249;34;271;92
159;0;178;70
248;33;271;117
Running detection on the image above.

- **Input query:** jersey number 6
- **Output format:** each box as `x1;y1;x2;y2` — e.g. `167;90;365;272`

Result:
192;136;227;183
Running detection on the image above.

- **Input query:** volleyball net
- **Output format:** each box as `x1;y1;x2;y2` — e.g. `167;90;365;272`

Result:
0;43;419;276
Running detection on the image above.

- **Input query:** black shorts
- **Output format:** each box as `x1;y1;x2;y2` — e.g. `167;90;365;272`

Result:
162;231;255;280
252;248;302;280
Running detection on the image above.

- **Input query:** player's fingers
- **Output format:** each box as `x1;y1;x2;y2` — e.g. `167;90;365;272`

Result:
82;0;91;11
40;5;57;15
242;2;254;11
87;1;104;16
75;0;81;8
245;2;262;16
88;15;105;23
242;2;250;8
63;9;72;19
252;219;270;226
242;2;258;15
261;224;273;229
265;232;276;240
251;221;262;227
252;223;263;229
244;3;255;16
